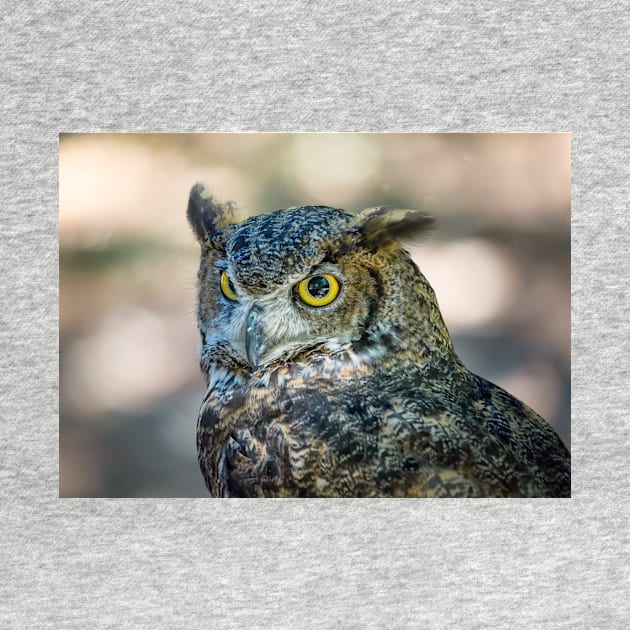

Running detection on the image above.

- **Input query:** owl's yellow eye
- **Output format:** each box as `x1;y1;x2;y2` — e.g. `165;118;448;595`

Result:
220;270;239;301
296;274;340;307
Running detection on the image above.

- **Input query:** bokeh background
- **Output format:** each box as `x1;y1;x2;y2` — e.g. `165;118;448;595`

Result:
59;133;570;497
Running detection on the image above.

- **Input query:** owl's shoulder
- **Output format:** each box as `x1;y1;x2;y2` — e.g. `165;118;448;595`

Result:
373;365;570;496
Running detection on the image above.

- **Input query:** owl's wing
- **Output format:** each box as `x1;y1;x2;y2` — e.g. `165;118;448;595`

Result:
466;372;571;496
375;370;570;498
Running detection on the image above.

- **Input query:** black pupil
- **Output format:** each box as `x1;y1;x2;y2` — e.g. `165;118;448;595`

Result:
308;276;330;298
228;277;236;294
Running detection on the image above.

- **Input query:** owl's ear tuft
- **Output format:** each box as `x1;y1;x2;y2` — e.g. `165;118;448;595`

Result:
353;206;436;244
187;184;239;244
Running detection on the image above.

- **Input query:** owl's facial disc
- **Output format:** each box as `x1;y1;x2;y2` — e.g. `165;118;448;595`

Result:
241;276;342;367
208;204;384;369
217;263;355;369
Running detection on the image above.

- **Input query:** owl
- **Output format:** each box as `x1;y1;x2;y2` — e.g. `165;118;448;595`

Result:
187;183;570;498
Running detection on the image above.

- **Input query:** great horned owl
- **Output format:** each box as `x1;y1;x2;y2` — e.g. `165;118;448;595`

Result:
187;183;570;498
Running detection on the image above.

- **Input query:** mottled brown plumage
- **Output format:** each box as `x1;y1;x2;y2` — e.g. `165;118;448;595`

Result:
187;184;570;497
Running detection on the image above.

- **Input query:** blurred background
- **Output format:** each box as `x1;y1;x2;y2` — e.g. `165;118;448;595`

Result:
59;133;570;497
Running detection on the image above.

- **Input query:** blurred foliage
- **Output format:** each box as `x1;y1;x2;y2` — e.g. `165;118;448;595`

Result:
60;239;160;271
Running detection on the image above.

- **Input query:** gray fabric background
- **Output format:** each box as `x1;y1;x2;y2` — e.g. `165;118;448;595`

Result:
1;1;628;627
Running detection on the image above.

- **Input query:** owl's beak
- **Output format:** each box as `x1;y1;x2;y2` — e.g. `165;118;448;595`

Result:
244;305;263;368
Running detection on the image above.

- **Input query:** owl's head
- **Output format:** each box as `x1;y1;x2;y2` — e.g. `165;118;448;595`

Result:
187;184;454;374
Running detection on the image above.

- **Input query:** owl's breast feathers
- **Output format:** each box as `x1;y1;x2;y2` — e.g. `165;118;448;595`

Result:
196;351;570;498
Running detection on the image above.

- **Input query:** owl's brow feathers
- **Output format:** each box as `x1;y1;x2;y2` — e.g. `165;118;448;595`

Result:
187;183;436;252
